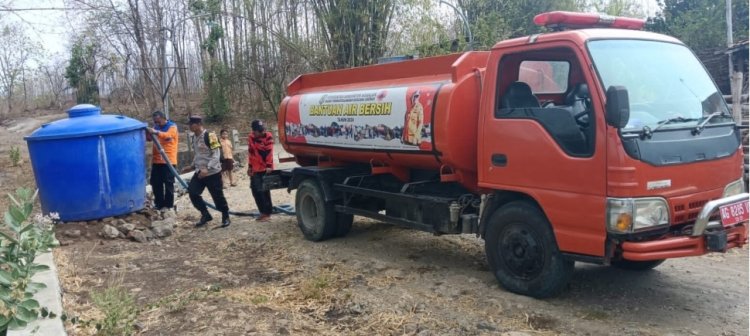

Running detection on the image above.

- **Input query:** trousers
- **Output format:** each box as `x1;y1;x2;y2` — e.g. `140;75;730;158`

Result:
250;173;273;215
188;172;229;216
150;164;175;209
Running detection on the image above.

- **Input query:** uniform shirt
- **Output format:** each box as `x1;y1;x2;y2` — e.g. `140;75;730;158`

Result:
191;129;222;176
248;131;274;173
151;121;178;164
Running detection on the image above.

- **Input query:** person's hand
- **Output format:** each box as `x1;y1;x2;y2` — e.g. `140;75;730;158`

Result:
247;167;253;176
150;128;159;134
265;168;272;174
198;170;208;179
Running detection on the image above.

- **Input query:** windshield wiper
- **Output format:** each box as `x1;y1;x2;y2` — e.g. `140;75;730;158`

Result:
692;111;733;135
640;116;700;139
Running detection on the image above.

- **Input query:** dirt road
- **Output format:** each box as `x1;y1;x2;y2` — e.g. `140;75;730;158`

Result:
52;173;749;336
1;115;747;335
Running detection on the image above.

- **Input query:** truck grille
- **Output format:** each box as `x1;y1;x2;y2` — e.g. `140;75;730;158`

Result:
673;199;712;224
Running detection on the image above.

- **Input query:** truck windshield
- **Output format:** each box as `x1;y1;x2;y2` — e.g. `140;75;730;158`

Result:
588;39;732;132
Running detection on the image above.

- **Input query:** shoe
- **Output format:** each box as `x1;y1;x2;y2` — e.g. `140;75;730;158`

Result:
195;213;213;227
255;214;271;222
220;214;231;228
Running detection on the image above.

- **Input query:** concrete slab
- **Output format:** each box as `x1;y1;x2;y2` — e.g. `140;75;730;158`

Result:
8;252;66;336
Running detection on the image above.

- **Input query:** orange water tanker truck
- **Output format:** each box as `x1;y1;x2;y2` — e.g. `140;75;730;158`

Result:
269;11;749;298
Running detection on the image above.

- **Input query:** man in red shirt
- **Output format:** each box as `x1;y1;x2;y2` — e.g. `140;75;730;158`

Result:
247;120;274;221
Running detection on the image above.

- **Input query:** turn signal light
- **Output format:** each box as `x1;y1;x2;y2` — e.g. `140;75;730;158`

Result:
616;213;633;232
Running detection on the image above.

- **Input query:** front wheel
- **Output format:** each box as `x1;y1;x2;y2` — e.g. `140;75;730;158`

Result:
485;201;574;298
611;259;665;271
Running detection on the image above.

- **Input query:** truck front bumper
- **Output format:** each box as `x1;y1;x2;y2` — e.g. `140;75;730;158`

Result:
620;193;749;261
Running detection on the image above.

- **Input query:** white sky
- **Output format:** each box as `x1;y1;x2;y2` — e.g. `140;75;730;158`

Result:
2;0;74;57
3;0;660;63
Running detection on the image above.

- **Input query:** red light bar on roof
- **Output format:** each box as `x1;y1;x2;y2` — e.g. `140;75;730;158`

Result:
533;11;645;30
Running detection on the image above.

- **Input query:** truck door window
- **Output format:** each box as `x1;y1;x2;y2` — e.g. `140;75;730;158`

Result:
519;61;569;94
495;51;593;158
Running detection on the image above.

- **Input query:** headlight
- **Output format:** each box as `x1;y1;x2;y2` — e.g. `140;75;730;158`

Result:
723;179;745;197
607;197;669;234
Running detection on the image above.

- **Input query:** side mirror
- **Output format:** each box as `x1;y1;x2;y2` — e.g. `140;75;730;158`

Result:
605;86;630;129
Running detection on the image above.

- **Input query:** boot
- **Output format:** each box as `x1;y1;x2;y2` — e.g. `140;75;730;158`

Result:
220;212;231;228
195;212;212;227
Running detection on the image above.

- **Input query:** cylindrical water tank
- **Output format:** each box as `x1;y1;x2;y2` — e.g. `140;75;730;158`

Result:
24;104;147;222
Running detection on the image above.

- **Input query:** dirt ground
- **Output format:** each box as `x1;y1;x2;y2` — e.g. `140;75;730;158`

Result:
0;115;748;335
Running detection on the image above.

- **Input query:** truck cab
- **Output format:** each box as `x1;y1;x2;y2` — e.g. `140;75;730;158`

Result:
478;12;747;294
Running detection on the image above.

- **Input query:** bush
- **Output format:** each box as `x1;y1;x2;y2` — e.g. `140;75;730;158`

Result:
0;188;59;333
91;280;138;336
8;147;19;167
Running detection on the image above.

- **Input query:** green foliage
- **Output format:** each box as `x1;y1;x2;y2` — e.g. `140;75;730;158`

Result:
64;40;100;105
313;0;396;68
90;282;138;336
0;188;59;332
456;0;584;50
648;0;749;50
8;147;19;167
202;62;231;122
587;0;645;17
190;0;231;119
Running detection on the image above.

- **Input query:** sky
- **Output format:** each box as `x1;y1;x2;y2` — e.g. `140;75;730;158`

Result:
3;0;74;57
3;0;660;62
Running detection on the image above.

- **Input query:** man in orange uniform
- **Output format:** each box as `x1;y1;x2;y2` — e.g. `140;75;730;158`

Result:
148;111;179;211
247;120;274;221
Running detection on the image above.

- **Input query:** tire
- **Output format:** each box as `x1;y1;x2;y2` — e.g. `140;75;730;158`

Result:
484;201;574;298
334;213;354;237
295;179;336;241
611;259;665;271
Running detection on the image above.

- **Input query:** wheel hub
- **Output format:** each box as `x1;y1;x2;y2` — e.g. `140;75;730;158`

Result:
499;226;544;280
300;194;319;231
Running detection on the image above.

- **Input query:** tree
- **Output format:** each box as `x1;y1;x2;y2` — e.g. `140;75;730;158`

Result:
648;0;749;51
454;0;585;50
0;24;34;113
312;0;396;68
587;0;645;17
190;0;231;121
64;39;100;105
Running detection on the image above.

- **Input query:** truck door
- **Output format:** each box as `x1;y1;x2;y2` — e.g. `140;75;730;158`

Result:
478;44;607;257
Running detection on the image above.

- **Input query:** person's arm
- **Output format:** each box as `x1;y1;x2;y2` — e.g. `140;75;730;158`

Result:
154;125;177;142
262;135;274;172
247;134;253;176
203;147;220;178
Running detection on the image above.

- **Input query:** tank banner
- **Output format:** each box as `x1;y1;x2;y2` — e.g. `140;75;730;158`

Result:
284;84;439;151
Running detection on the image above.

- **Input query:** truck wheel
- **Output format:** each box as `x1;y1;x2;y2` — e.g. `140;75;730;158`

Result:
334;214;354;237
295;179;336;241
484;201;574;298
611;259;665;271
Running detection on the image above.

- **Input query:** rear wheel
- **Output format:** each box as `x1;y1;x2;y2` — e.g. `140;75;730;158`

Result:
485;201;574;298
334;213;354;237
295;179;336;241
611;259;665;271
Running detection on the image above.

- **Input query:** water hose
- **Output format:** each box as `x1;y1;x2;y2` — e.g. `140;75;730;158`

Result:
148;129;295;217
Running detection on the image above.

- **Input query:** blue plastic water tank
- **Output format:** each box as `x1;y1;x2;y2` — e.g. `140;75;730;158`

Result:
24;104;147;222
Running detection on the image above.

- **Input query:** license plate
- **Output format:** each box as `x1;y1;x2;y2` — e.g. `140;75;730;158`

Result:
719;200;750;226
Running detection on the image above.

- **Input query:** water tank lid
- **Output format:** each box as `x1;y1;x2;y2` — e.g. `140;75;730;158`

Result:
24;104;146;141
